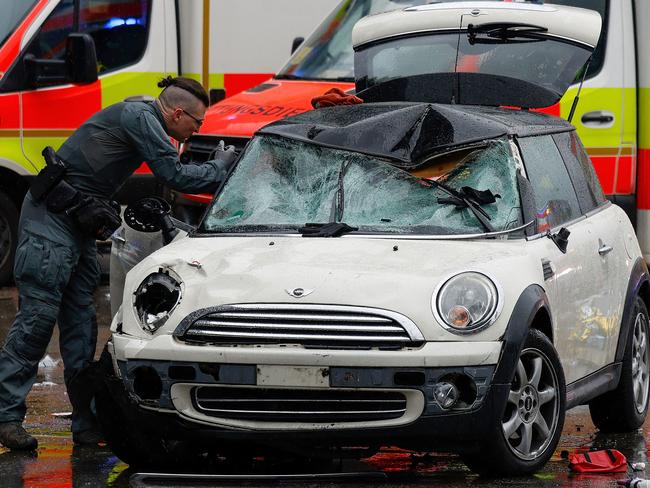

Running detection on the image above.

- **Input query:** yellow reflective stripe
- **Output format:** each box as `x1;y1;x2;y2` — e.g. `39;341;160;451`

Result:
640;87;650;148
99;72;169;108
209;73;225;90
559;87;625;149
0;135;65;174
21;136;67;171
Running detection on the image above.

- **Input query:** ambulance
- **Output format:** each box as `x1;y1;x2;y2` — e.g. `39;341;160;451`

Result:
0;0;339;284
180;0;650;266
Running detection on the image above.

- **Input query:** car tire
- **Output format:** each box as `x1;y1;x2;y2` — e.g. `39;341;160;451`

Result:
94;347;197;469
463;328;566;476
589;295;650;433
0;190;19;286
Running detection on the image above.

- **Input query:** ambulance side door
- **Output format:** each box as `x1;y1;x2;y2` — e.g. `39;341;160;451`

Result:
557;1;634;208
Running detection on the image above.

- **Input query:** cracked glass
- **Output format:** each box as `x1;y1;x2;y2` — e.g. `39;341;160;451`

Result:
201;136;523;236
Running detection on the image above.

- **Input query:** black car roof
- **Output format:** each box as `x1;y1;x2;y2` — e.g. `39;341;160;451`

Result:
258;102;574;169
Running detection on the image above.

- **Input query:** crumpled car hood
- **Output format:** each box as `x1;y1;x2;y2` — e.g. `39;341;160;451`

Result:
124;235;542;341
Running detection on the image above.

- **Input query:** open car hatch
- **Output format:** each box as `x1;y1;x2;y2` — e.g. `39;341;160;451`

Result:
352;2;602;108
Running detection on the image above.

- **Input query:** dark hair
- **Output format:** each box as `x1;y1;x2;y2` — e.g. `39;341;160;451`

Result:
158;76;209;107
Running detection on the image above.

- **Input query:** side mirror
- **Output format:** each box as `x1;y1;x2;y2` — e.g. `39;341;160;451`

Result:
124;197;179;245
24;54;66;87
25;32;97;87
291;37;304;54
66;33;98;84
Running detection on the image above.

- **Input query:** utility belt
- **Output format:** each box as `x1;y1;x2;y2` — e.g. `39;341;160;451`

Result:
30;147;121;240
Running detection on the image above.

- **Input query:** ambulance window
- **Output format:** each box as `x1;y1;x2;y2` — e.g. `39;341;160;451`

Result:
0;0;39;50
78;0;151;74
553;131;607;211
518;135;581;230
548;1;607;79
24;0;75;62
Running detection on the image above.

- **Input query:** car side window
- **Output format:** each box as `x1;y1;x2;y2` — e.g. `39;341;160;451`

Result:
518;135;581;232
552;131;606;213
78;0;151;74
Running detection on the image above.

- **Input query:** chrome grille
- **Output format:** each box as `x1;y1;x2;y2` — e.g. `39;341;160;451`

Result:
175;304;424;348
192;386;407;422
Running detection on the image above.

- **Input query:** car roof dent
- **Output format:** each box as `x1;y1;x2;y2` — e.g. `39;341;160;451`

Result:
258;102;573;168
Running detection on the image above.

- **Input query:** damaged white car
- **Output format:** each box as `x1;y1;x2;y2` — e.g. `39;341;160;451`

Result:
100;2;650;475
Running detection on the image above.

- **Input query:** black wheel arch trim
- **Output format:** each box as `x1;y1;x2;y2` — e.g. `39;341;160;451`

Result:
493;284;551;385
615;257;650;363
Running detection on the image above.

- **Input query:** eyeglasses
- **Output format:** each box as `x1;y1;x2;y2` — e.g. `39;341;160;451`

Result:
182;108;204;126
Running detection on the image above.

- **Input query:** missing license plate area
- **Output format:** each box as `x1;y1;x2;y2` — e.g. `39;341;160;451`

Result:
256;365;330;387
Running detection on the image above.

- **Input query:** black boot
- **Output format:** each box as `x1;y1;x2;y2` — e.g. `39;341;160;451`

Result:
0;422;38;451
72;429;104;446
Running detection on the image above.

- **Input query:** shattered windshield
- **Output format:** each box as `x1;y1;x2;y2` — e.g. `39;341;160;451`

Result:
200;136;523;236
276;0;429;82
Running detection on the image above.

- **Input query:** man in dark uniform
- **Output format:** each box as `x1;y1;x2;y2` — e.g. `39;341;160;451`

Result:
0;76;235;450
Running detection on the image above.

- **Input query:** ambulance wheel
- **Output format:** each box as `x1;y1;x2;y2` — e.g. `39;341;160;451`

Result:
0;190;19;286
463;329;566;476
589;296;650;432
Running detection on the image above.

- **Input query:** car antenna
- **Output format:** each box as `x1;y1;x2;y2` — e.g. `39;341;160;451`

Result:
452;14;465;104
568;56;592;123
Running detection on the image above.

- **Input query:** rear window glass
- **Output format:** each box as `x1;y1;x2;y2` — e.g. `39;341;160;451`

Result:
549;0;607;79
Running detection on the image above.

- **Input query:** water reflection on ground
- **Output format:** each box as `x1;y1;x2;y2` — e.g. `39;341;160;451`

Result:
0;286;649;487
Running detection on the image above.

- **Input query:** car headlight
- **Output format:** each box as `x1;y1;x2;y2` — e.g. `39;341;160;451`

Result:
434;272;500;334
133;271;182;333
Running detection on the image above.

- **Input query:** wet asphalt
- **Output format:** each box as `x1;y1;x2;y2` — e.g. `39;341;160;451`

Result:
0;286;650;488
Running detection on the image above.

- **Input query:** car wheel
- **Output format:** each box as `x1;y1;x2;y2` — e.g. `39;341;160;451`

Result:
589;296;650;432
94;347;197;469
463;328;566;476
0;190;19;286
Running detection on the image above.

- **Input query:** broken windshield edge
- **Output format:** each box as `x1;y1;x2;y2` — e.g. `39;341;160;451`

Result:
199;136;524;237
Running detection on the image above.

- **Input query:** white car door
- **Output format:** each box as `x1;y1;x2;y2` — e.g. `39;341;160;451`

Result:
519;133;615;384
552;131;630;367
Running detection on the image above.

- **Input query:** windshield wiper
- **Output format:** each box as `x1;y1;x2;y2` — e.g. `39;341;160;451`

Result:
467;22;548;45
329;160;352;222
299;222;358;237
300;161;358;238
424;179;500;233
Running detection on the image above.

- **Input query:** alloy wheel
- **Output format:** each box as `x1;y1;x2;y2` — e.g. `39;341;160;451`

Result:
502;348;560;461
632;311;650;414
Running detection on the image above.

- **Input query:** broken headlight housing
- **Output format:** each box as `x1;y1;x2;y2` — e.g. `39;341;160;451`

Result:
133;271;182;333
434;272;500;334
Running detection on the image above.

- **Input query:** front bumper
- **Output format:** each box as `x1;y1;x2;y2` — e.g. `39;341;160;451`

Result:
106;335;509;452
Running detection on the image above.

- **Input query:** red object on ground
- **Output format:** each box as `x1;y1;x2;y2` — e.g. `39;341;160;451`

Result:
311;87;363;109
569;449;628;473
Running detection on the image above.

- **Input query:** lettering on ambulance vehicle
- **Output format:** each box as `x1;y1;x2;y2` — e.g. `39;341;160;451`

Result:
0;0;340;284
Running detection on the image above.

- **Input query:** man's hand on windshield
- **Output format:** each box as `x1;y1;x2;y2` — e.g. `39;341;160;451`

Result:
211;140;238;172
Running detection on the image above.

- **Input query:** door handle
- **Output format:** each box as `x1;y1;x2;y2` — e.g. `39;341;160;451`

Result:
598;243;613;256
581;111;615;127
